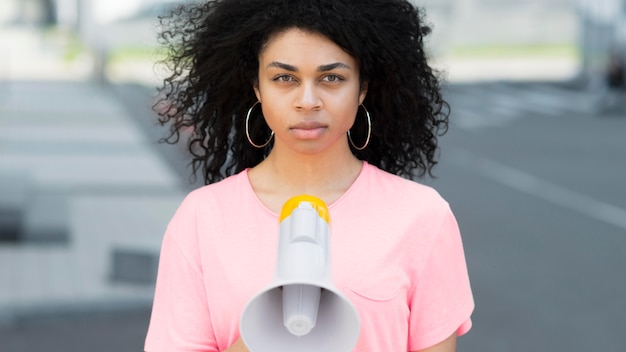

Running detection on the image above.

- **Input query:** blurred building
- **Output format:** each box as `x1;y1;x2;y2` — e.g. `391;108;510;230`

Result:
414;0;581;81
3;0;624;85
416;0;578;50
0;0;180;30
578;0;626;88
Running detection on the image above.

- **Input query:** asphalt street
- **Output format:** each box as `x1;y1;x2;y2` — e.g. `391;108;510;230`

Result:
1;80;625;352
427;81;626;351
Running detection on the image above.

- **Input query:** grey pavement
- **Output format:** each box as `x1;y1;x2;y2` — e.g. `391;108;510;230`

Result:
428;82;626;351
0;79;187;350
1;307;152;352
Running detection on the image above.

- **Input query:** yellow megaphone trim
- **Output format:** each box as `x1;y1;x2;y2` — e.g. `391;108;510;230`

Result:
279;195;330;223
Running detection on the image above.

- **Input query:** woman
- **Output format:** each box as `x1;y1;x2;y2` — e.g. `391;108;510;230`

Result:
145;0;474;351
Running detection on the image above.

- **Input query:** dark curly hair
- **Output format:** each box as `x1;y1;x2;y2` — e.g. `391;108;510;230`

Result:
155;0;450;185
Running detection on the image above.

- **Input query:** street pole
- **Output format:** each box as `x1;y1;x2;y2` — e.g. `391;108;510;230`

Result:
76;0;106;83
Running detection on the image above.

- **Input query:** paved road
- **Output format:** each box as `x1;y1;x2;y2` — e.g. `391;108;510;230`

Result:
428;81;626;351
0;308;151;352
1;81;625;351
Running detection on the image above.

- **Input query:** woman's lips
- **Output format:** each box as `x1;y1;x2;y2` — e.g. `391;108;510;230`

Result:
290;121;327;139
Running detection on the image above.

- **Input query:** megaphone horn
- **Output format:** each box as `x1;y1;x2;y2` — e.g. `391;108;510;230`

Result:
240;195;360;352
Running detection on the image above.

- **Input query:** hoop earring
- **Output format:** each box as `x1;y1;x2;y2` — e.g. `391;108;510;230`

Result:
245;101;274;148
348;104;372;151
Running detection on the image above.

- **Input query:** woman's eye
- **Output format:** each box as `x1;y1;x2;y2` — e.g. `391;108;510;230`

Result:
322;74;343;82
274;75;295;82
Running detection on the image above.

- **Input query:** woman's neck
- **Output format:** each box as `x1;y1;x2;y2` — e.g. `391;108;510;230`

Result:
247;145;363;213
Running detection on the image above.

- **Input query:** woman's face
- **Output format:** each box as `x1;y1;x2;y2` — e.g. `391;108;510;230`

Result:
254;28;367;156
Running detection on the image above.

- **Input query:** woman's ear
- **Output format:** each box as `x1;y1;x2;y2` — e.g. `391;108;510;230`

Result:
358;82;368;105
253;81;261;102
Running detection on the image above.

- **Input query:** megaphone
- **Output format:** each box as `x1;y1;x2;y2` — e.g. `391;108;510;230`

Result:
240;195;360;352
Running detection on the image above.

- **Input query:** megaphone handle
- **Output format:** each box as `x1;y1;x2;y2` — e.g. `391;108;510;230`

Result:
282;284;322;336
225;337;250;352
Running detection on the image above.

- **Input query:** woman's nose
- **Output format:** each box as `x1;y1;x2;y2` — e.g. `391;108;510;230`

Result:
295;82;322;111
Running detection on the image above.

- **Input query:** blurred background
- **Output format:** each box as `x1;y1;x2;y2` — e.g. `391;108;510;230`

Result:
0;0;624;351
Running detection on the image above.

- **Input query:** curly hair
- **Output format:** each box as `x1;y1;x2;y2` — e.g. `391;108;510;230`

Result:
155;0;450;185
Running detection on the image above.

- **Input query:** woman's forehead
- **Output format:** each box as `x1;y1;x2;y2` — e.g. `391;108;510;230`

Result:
259;28;356;65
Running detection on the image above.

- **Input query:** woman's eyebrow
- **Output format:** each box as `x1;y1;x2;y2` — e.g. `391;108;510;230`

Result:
267;61;297;71
318;62;352;72
266;61;352;72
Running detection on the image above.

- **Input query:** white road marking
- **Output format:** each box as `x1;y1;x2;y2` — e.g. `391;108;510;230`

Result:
450;149;626;231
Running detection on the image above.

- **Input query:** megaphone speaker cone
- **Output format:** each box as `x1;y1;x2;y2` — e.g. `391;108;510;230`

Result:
240;287;360;352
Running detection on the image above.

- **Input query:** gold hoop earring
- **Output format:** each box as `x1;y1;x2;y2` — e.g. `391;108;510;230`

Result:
245;101;274;148
348;104;372;151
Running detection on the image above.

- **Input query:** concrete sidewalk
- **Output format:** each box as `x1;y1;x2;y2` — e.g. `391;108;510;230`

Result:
0;79;186;326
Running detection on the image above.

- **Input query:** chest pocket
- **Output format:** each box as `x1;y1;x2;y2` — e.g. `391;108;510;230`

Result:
344;269;404;302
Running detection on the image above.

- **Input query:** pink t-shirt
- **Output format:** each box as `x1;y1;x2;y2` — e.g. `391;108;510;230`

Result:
145;162;474;351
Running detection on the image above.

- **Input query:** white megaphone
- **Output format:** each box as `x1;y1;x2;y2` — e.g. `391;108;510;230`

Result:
240;195;360;352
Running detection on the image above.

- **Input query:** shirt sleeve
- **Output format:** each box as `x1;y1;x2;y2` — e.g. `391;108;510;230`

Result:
407;207;474;351
145;195;219;352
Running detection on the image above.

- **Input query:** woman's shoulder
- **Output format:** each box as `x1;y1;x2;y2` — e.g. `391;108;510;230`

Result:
362;163;448;207
192;171;247;194
178;170;251;212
